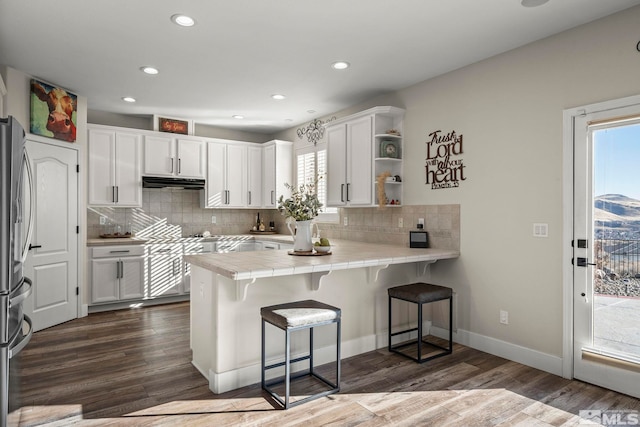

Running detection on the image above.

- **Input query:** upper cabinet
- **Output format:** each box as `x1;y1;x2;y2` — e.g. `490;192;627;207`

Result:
143;135;205;179
202;141;247;208
247;145;263;208
262;140;293;209
88;126;142;207
325;106;405;208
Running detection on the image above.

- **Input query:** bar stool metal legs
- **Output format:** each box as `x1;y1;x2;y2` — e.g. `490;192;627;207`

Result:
261;300;341;409
388;282;453;363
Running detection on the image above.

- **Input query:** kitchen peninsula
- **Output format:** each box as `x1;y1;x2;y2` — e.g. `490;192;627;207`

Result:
186;237;459;394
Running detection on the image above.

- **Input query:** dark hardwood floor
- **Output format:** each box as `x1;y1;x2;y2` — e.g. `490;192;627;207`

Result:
10;302;640;426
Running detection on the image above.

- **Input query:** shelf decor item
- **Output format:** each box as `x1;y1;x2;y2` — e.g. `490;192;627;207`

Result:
278;181;322;252
377;171;392;209
380;139;400;158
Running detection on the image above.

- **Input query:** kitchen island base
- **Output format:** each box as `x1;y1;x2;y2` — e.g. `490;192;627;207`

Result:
190;257;457;393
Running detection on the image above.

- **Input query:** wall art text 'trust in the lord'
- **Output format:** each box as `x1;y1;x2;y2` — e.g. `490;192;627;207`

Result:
425;129;467;190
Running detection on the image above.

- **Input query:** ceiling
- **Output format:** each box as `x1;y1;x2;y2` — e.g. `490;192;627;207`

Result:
2;0;640;134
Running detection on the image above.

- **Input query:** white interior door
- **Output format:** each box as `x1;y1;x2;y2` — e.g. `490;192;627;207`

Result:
23;140;78;331
573;103;640;399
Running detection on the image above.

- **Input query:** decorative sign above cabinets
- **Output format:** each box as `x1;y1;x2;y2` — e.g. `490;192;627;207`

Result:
425;129;467;190
296;117;336;145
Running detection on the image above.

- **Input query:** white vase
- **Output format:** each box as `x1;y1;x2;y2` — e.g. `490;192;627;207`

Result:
287;219;314;252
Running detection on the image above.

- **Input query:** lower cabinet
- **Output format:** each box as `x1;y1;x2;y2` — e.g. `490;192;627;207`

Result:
147;244;183;298
91;246;145;304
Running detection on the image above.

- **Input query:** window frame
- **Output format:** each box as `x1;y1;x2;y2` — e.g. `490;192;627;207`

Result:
295;142;339;224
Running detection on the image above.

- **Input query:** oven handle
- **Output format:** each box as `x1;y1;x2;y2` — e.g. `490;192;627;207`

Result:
9;314;33;359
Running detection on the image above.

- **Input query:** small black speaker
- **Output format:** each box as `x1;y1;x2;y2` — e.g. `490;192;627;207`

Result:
409;231;429;248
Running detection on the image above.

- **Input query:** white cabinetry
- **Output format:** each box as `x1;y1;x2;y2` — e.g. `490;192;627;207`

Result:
88;127;142;206
143;135;205;179
262;140;293;208
147;243;184;297
326;115;373;206
247;146;262;207
90;246;145;304
325;106;405;207
203;141;247;208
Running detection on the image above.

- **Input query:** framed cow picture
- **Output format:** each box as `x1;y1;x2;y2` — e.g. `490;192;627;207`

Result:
30;79;78;142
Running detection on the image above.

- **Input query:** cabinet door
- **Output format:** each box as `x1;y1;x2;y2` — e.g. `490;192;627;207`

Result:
114;132;142;206
262;144;276;207
144;135;175;176
346;115;373;206
148;255;181;297
119;256;145;300
88;129;116;205
177;139;205;178
205;142;226;207
326;125;347;206
91;258;119;303
226;144;247;207
247;146;262;207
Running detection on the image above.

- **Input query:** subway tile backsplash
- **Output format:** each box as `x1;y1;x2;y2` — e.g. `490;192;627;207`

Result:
87;189;459;250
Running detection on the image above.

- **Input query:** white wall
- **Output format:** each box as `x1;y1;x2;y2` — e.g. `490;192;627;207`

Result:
276;6;640;359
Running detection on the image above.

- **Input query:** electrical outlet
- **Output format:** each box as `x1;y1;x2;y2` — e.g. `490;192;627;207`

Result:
398;217;403;228
500;310;509;325
418;218;425;226
211;215;217;224
99;216;107;225
343;216;348;226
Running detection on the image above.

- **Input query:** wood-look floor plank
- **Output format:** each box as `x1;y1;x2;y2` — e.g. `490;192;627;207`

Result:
10;301;640;426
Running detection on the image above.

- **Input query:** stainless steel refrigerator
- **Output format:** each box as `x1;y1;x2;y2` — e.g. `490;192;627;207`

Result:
1;116;34;427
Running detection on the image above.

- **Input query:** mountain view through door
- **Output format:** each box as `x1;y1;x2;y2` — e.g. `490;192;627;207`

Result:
592;122;640;358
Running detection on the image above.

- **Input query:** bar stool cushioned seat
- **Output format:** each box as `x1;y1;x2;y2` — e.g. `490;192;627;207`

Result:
261;300;341;409
388;282;453;363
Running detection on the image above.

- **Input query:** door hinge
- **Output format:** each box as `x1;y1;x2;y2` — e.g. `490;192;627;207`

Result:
76;164;80;173
76;226;80;234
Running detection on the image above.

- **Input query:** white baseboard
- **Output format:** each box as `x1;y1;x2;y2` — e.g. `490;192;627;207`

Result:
431;326;563;377
204;323;563;394
207;333;378;394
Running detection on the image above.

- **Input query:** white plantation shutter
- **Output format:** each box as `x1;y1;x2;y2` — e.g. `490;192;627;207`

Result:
296;145;338;221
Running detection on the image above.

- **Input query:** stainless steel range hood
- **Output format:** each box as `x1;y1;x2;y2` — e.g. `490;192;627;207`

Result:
142;176;205;190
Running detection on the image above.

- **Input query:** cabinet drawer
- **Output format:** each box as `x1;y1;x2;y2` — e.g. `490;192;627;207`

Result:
92;245;145;258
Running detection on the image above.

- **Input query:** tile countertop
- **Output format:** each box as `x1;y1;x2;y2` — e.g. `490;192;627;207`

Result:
184;239;460;281
86;234;295;247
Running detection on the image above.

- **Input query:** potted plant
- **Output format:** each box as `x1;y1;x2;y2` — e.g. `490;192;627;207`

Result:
278;181;322;252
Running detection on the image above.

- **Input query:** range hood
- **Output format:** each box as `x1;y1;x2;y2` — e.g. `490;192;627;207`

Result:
142;176;205;190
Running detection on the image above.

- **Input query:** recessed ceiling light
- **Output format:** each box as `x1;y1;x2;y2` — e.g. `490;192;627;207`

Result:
232;115;244;119
284;119;293;122
122;97;136;103
521;0;549;7
171;14;196;27
140;66;159;75
271;94;286;100
331;61;350;70
307;110;316;114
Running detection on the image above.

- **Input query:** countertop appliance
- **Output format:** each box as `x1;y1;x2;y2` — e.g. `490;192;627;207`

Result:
1;117;34;427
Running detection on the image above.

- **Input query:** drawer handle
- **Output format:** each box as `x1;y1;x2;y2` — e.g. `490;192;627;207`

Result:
109;250;130;254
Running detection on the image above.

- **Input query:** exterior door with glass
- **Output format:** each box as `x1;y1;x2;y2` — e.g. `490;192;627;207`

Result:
572;102;640;399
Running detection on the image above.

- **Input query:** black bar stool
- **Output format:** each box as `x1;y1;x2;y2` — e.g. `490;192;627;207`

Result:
388;282;453;363
261;299;341;409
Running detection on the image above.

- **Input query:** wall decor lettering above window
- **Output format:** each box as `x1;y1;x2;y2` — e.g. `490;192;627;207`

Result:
425;129;467;190
296;117;336;145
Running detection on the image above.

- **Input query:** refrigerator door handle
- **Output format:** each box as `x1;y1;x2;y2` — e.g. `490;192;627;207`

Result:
21;148;35;263
9;314;33;359
10;277;32;307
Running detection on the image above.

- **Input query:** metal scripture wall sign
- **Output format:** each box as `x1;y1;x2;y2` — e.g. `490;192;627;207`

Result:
425;129;467;190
